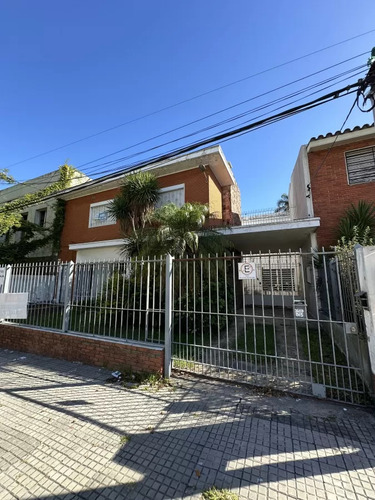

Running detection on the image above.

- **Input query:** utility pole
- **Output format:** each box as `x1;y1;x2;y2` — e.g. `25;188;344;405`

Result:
366;47;375;123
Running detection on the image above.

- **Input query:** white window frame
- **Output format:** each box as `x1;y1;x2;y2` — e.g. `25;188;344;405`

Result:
156;183;185;208
89;200;116;228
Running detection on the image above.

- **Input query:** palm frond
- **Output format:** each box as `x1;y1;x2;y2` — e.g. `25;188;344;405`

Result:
275;193;289;213
337;200;375;242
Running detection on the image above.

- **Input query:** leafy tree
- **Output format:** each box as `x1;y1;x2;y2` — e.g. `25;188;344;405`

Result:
0;169;16;184
337;200;375;243
0;220;49;263
0;164;75;236
0;165;76;263
275;193;289;213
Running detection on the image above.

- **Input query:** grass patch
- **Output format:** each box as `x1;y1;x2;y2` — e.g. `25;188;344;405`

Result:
121;370;173;391
202;487;238;500
16;304;164;343
119;434;131;445
17;305;64;330
299;326;348;367
173;359;196;370
235;323;276;355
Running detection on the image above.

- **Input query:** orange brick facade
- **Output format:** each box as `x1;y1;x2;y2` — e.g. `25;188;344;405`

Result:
59;167;235;261
60;187;122;261
309;137;375;248
0;324;164;374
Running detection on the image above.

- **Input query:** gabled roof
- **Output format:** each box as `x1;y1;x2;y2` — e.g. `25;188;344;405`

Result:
307;123;375;152
309;123;374;142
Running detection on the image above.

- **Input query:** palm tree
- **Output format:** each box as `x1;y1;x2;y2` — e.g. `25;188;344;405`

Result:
153;203;210;257
275;193;289;213
123;202;230;257
337;200;375;243
107;172;161;234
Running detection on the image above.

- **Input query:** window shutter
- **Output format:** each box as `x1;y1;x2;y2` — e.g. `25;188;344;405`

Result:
346;147;375;185
261;268;296;293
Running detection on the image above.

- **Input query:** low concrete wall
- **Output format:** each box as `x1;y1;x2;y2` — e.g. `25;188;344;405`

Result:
0;324;164;375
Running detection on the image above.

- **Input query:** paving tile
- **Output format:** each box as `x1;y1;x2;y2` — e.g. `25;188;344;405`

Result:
0;348;375;499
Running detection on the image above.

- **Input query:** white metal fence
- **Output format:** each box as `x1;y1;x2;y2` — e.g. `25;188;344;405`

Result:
171;250;372;405
241;208;292;226
5;258;166;345
1;249;373;404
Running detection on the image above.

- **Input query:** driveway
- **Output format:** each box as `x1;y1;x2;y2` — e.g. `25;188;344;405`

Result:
0;349;375;499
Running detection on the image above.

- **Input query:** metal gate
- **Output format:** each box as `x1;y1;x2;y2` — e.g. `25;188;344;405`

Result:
171;250;372;405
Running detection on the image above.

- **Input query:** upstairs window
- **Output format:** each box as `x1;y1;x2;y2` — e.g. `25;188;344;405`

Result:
155;184;185;209
89;200;116;228
14;213;29;242
345;146;375;185
35;209;47;227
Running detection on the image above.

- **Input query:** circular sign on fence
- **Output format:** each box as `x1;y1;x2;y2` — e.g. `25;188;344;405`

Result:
238;262;256;280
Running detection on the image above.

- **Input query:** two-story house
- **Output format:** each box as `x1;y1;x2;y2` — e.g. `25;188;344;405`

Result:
289;123;375;248
56;146;241;262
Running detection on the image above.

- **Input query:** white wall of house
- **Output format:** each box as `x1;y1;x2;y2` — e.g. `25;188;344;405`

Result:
70;241;124;262
0;169;89;202
22;198;59;258
0;168;91;258
288;146;314;220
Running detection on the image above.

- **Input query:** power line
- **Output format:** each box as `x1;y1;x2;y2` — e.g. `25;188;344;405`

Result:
0;82;360;214
77;57;367;173
9;61;367;190
80;67;366;177
6;68;365;200
4;29;375;169
97;86;359;178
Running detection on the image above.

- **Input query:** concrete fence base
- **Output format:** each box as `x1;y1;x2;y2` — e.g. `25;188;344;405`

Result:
0;324;164;375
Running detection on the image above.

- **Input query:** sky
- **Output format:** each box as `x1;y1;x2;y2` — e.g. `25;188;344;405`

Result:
1;1;375;213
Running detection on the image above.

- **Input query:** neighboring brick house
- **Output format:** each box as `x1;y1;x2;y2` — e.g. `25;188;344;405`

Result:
56;146;241;262
289;123;375;249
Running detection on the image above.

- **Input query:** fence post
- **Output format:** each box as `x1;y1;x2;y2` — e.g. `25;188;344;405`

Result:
355;245;375;396
62;261;74;333
145;258;150;341
164;254;174;378
3;265;12;294
0;265;12;322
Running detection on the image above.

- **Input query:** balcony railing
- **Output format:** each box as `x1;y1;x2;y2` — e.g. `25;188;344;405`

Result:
240;208;292;227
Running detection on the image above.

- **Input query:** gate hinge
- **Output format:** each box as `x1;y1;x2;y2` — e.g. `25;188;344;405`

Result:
355;291;368;309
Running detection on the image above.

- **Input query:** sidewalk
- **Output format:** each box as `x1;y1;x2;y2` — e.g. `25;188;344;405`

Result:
0;348;374;499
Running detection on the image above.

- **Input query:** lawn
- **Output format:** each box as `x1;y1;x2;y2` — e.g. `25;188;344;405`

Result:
235;323;276;355
15;303;164;344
